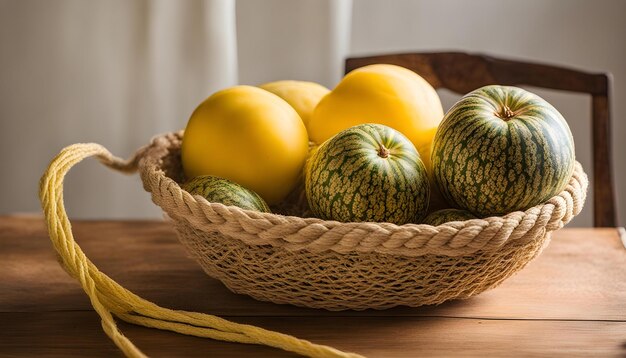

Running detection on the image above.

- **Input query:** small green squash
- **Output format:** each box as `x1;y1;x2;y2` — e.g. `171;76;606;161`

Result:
305;123;430;224
422;209;477;226
431;85;575;217
182;175;271;213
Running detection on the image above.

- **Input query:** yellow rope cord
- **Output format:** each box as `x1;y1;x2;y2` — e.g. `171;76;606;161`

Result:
39;143;364;358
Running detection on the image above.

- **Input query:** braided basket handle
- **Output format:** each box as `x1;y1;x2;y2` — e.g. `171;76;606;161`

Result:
38;143;362;358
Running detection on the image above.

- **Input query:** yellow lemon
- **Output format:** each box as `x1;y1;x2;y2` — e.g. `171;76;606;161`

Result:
259;80;330;131
181;85;309;204
308;64;444;171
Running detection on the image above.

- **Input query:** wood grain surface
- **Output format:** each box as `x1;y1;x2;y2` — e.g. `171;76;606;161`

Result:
1;215;625;357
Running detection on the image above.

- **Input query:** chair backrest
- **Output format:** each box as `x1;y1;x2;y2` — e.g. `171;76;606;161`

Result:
345;52;617;227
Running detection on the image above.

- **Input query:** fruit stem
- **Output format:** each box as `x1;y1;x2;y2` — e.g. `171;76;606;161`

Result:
496;106;516;120
378;145;390;158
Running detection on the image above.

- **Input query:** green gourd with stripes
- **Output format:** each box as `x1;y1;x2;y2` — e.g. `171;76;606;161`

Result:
431;85;575;217
305;123;430;224
183;175;271;213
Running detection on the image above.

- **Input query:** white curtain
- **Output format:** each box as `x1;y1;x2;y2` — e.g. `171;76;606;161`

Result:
0;0;352;218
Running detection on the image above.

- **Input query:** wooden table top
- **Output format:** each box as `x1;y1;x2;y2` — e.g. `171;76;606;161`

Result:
1;215;625;357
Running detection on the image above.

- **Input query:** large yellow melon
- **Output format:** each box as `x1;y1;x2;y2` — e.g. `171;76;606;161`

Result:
181;85;309;204
259;80;329;131
308;64;444;171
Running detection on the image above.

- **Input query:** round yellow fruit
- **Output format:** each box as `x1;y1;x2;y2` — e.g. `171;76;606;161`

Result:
259;80;330;131
308;64;444;171
181;85;309;204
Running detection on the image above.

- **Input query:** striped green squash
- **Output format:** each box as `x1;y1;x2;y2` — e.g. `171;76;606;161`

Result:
182;175;271;213
305;123;430;224
422;209;477;226
431;85;575;217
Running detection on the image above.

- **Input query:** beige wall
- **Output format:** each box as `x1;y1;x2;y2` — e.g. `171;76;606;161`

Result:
1;0;623;226
350;0;626;226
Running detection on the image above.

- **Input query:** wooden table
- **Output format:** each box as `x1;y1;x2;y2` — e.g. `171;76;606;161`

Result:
1;215;625;357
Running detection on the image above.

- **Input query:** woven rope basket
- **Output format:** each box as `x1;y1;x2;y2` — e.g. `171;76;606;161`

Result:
137;131;588;311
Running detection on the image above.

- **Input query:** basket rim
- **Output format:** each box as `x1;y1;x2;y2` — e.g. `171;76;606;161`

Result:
137;131;588;258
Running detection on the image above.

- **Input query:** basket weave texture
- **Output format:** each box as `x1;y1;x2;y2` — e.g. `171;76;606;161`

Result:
137;132;588;311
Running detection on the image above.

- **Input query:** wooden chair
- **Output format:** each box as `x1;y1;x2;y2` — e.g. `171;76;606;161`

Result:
345;52;617;227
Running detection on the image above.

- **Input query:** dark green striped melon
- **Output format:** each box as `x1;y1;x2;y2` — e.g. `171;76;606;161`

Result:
431;85;575;217
182;175;271;213
305;123;430;224
422;209;477;226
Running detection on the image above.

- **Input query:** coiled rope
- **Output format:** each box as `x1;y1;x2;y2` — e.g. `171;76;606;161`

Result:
39;143;363;358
